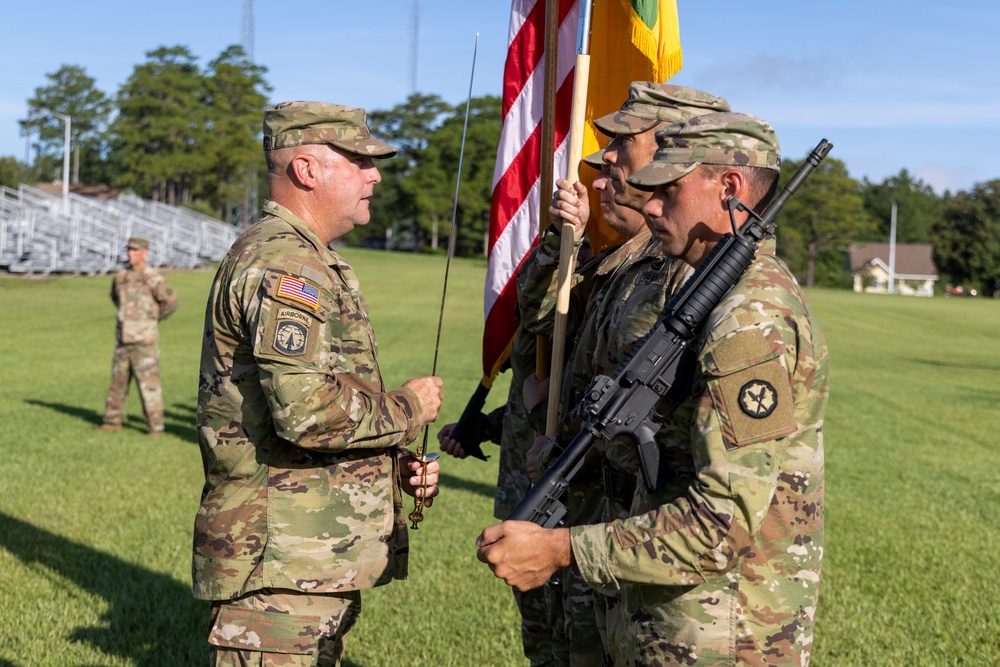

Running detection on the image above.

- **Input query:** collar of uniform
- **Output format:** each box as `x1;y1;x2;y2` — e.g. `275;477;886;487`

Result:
638;232;667;260
595;227;652;276
261;199;339;266
125;264;150;276
756;235;777;256
260;199;365;303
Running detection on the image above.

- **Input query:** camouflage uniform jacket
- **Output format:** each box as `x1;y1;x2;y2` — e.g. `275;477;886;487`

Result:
111;264;178;344
591;235;693;486
193;200;427;601
517;226;651;438
571;239;829;665
493;326;538;519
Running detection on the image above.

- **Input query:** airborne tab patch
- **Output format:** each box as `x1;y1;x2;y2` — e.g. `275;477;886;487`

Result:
266;306;316;357
276;275;321;311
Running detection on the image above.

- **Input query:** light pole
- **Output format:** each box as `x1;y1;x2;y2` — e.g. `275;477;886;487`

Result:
38;107;71;200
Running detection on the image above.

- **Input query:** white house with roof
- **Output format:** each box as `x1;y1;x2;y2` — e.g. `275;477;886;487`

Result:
848;242;938;296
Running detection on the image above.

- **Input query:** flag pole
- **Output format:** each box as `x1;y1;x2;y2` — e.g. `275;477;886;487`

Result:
544;0;592;437
535;0;562;392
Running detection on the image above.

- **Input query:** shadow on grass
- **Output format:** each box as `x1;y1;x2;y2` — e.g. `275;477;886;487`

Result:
0;512;207;666
24;399;104;427
911;358;1000;371
438;471;497;499
24;399;198;444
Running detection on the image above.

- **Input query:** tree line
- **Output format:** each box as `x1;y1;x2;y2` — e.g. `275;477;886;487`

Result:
1;45;997;296
10;46;269;224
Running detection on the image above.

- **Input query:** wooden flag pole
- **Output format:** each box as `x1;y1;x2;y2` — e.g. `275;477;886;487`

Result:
535;0;561;390
544;0;592;437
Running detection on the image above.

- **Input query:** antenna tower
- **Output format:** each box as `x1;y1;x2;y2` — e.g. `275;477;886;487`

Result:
241;0;255;62
410;0;419;92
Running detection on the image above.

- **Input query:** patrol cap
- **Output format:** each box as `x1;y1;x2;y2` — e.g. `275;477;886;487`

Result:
628;112;781;191
126;237;149;250
594;82;730;138
581;148;605;168
263;101;397;158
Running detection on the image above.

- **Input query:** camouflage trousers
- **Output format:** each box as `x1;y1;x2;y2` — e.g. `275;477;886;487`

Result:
592;589;623;667
209;588;361;667
608;583;745;667
103;342;164;432
513;585;553;666
544;477;608;667
545;566;606;667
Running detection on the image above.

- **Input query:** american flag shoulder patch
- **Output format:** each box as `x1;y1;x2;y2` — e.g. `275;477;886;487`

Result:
276;275;321;310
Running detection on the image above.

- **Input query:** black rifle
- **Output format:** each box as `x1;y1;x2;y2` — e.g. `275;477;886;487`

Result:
507;140;832;528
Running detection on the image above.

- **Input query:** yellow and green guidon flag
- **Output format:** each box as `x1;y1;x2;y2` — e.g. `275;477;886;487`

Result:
622;0;683;79
582;0;683;252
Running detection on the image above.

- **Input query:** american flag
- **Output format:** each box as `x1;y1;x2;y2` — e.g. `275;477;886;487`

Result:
277;275;320;310
480;0;682;382
482;0;578;382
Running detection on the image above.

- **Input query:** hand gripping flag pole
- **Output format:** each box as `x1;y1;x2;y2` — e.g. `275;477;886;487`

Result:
545;0;593;436
409;34;480;530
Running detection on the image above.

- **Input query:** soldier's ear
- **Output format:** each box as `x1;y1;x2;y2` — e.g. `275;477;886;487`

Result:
289;153;320;190
719;169;746;206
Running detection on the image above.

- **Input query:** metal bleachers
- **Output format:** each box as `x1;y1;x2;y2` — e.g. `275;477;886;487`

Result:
0;185;239;275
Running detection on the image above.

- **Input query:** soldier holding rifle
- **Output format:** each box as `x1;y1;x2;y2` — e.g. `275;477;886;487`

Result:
478;112;830;666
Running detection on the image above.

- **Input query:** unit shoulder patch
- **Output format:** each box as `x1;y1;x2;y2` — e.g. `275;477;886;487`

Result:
738;379;778;418
264;306;318;358
274;320;308;355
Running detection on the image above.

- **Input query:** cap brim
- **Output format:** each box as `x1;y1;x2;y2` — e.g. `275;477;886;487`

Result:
627;161;699;191
581;149;605;168
594;111;661;138
331;138;398;158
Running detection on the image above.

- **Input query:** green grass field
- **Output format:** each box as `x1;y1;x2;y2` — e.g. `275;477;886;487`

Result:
1;248;998;666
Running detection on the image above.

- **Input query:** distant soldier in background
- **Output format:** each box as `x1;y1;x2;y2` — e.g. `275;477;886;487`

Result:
100;236;178;436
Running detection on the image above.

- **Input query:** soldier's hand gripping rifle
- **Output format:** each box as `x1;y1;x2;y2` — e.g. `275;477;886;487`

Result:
507;140;833;528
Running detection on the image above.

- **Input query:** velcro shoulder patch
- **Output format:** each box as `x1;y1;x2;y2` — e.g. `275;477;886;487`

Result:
256;304;323;360
704;328;795;448
257;270;332;362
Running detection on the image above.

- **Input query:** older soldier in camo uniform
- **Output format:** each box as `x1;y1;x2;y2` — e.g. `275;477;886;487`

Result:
193;101;444;667
517;83;728;665
478;112;829;666
100;236;178;436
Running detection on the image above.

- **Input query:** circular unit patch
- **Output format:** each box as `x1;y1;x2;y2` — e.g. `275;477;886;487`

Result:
738;379;778;419
275;320;308;355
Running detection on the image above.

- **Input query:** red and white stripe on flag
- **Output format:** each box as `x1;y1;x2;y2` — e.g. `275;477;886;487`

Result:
482;0;579;382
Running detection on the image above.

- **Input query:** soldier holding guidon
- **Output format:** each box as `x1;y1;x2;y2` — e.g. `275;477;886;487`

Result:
478;112;829;666
517;83;728;665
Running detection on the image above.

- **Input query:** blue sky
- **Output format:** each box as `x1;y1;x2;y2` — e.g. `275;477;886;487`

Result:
2;1;997;194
